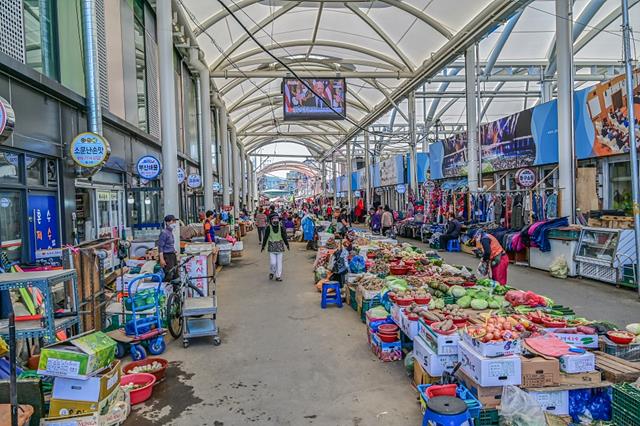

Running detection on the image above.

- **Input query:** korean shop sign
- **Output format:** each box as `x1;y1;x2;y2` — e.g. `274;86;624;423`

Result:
69;132;110;168
136;155;162;180
0;96;15;143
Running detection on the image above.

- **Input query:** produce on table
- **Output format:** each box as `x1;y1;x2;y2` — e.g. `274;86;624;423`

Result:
625;323;640;343
432;320;457;334
428;298;445;310
466;316;523;343
439;304;469;322
369;262;390;276
470;299;489;310
607;330;636;344
505;290;552;308
357;275;386;291
448;285;466;298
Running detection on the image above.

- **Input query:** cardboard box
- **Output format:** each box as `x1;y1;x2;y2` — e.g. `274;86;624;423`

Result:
52;360;121;403
521;356;560;388
456;368;503;409
546;329;599;349
527;389;569;416
49;379;122;417
559;352;595;374
413;360;439;388
43;387;129;425
458;340;522;387
559;371;602;386
370;333;402;362
417;319;459;355
183;253;215;279
413;335;458;376
391;306;418;340
461;331;522;358
38;332;117;379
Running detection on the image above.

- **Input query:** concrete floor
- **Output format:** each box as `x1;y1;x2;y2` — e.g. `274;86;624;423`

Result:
128;231;640;425
129;234;423;426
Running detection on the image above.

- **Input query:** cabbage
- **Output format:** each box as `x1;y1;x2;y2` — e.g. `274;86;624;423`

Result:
487;297;501;309
626;323;640;335
470;299;489;310
449;286;466;298
457;295;472;308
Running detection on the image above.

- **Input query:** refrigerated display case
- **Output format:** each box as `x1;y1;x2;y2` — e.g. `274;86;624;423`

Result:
574;227;637;286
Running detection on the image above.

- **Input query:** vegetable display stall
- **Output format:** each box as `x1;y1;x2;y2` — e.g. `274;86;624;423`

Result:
312;230;640;425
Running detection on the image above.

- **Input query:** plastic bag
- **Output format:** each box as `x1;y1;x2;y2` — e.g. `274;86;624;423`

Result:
500;385;546;426
550;255;568;279
315;266;328;281
477;261;489;277
404;351;415;377
349;255;366;273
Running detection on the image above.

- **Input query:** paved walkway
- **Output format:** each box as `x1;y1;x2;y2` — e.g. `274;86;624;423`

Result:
129;232;422;426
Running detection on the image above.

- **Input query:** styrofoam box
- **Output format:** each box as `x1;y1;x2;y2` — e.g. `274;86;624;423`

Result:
458;340;522;387
527;390;569;416
461;331;522;358
559;352;595;374
414;335;458;377
545;329;599;349
417;319;459;355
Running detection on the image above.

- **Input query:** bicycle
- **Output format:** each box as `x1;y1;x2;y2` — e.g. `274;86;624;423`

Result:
165;255;210;339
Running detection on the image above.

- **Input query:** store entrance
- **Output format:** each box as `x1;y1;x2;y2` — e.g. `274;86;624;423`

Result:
74;186;126;243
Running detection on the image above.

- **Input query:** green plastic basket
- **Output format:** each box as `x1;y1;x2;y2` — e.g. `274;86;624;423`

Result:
349;287;357;311
360;297;382;323
613;383;640;424
474;408;500;426
443;295;456;305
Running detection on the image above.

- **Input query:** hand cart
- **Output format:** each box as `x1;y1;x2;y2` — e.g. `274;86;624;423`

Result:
182;275;219;348
107;273;166;360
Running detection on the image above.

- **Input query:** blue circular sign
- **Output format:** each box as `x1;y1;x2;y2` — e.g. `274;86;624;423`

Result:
177;167;186;184
212;182;222;192
187;174;202;188
136;155;162;180
70;132;110;168
0;96;15;143
396;184;406;194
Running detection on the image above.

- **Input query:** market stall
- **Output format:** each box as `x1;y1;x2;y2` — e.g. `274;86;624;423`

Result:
311;229;640;425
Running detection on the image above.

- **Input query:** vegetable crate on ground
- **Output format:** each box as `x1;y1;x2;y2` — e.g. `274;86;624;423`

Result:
417;384;482;418
594;351;640;383
599;337;640;361
475;408;500;426
613;383;640;425
358;296;381;323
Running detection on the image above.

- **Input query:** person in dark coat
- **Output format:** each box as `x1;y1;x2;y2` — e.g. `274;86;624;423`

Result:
439;213;462;250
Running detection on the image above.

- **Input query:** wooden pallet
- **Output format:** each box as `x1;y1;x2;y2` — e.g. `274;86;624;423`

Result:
594;351;640;383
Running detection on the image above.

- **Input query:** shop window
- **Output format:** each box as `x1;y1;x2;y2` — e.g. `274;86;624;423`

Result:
0;152;20;184
26;156;43;186
0;191;24;263
609;161;632;214
22;0;59;80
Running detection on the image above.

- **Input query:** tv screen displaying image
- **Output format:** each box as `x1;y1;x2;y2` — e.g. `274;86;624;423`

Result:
283;78;346;120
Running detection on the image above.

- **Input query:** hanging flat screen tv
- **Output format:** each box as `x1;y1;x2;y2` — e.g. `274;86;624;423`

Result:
282;78;346;121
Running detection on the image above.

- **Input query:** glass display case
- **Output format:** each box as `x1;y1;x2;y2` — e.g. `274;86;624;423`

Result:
575;227;637;285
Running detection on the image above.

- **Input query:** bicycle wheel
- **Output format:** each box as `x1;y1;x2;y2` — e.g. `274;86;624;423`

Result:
167;292;184;339
187;281;205;297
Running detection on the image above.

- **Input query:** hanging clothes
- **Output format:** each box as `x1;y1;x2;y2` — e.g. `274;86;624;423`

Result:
545;193;558;219
511;193;524;230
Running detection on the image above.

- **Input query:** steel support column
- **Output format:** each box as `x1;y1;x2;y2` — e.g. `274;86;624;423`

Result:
240;147;247;208
556;0;576;221
321;161;327;205
332;153;337;205
408;92;419;198
621;0;640;297
199;70;214;211
230;128;241;218
465;45;479;192
215;104;230;207
364;131;372;209
346;140;353;207
157;0;179;219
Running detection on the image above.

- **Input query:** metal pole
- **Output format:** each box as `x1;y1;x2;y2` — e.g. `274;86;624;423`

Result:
476;43;483;189
214;101;230;207
332;153;337;205
81;0;102;134
240;147;247;208
346;140;353;208
157;0;179;221
408;92;419;200
198;67;214;211
622;0;640;297
465;45;479;192
321;161;327;206
556;0;576;221
230;128;241;218
364;131;371;209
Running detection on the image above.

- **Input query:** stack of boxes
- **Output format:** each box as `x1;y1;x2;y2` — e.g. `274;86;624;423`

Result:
414;319;459;378
37;332;128;423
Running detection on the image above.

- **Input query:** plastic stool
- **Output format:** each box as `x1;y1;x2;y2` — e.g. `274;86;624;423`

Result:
321;281;343;309
447;239;461;252
423;396;471;426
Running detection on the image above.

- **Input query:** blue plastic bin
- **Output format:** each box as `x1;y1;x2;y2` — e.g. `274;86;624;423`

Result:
417;383;483;419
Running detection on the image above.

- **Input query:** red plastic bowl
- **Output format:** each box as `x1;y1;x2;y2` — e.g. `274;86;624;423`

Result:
404;259;417;266
123;358;169;384
453;318;468;327
431;322;458;335
607;330;635;345
426;384;457;399
377;331;399;343
120;373;156;405
390;266;408;275
395;297;414;306
367;252;377;259
378;324;399;333
414;297;431;305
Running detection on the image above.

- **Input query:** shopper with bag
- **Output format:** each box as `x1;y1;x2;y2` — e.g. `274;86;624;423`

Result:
261;215;290;281
474;230;508;285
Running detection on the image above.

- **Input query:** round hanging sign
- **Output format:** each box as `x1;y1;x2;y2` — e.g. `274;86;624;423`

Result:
187;174;202;188
423;180;435;191
0;96;15;143
69;132;110;168
212;182;222;192
375;187;383;195
396;184;407;194
516;168;537;188
0;197;11;208
354;190;361;198
177;167;186;184
136;155;162;180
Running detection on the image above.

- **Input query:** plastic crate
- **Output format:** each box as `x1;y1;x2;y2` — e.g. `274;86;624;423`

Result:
349;287;358;311
475;408;500;426
619;265;637;289
613;383;640;425
360;296;382;323
600;337;640;361
443;295;456;305
417;383;482;418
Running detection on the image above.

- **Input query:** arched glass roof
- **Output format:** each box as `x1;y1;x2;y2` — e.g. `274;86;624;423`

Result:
178;0;640;160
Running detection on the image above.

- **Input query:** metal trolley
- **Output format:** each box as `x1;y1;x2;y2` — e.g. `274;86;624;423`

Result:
181;274;219;348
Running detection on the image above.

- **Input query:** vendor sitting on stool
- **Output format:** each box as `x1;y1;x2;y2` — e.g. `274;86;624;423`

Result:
474;230;509;285
439;213;461;251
